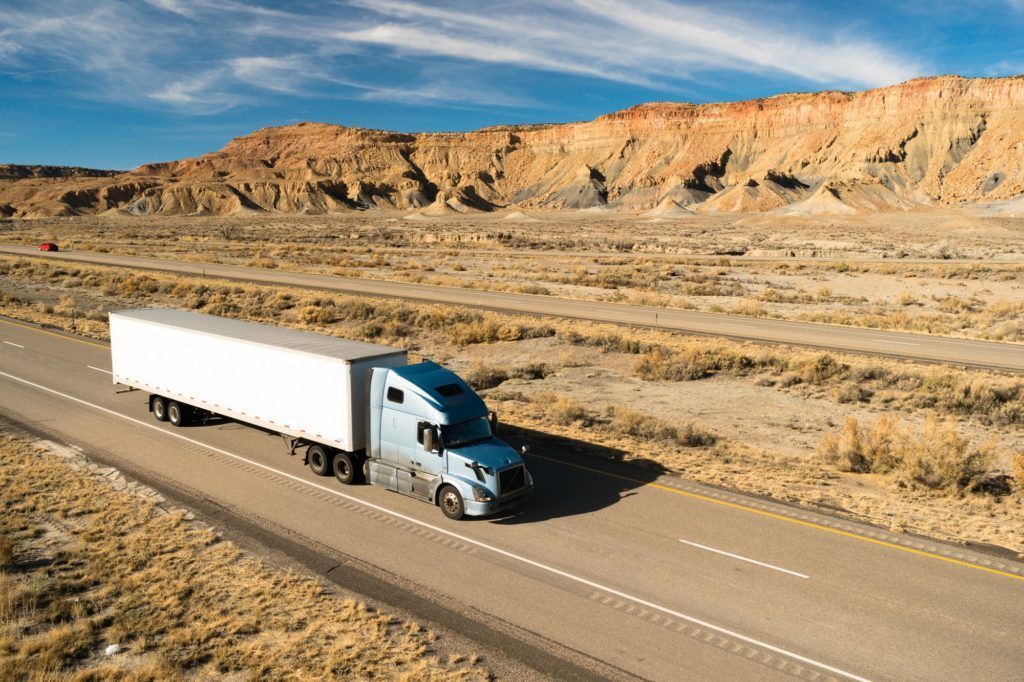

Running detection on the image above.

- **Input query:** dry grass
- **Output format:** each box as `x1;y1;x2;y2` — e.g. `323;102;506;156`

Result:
606;406;716;448
6;211;1024;347
633;344;768;381
0;537;13;571
0;433;481;680
535;393;595;427
632;338;1024;426
818;416;1005;492
464;362;548;390
246;255;279;269
2;254;1023;429
1013;452;1024;487
525;394;716;448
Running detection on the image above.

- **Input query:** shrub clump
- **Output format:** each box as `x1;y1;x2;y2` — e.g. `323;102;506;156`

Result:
607;406;716;447
1012;452;1024;488
797;354;847;385
818;416;999;492
549;397;594;426
465;363;549;391
533;393;594;427
0;535;13;570
633;345;758;381
247;256;278;269
465;363;509;391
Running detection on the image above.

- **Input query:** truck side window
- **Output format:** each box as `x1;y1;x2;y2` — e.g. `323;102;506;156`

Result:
387;387;404;404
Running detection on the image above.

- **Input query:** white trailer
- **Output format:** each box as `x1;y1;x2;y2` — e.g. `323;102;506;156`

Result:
109;308;407;451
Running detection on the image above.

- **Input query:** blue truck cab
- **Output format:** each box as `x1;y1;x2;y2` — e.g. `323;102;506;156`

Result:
366;361;532;519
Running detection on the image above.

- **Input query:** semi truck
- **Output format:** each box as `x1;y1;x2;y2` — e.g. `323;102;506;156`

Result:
108;308;532;519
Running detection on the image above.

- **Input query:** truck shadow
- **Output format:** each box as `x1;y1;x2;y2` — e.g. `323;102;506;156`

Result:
487;424;667;525
191;415;667;524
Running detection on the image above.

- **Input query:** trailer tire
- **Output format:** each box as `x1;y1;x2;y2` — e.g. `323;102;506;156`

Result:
307;445;332;476
167;401;190;427
438;485;465;520
332;451;358;485
151;396;168;422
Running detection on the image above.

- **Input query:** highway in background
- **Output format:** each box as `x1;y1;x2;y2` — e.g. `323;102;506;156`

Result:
2;244;1022;372
1;317;1022;680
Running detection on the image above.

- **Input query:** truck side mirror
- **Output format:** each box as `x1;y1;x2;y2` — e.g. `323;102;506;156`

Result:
488;410;498;435
423;427;435;453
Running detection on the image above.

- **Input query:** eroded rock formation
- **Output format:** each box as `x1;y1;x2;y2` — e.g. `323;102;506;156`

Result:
3;76;1024;217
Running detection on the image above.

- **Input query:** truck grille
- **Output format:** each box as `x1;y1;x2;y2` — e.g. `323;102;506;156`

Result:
498;465;526;496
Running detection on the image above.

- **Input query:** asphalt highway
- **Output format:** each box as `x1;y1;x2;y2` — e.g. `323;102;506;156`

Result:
2;244;1022;372
1;318;1022;680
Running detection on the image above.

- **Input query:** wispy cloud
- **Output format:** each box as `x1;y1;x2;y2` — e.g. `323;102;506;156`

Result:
229;55;310;94
147;69;246;113
345;0;921;88
0;0;923;116
142;0;196;18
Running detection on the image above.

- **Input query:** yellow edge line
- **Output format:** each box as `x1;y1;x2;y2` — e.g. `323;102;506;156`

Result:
0;317;109;349
3;313;1021;584
528;452;1024;583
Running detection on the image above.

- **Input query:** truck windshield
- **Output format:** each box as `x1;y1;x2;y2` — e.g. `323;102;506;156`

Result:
441;417;492;448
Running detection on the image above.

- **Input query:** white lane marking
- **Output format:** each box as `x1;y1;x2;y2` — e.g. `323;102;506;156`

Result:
0;369;869;682
87;366;112;375
3;341;25;348
721;323;758;330
871;339;918;347
680;540;809;579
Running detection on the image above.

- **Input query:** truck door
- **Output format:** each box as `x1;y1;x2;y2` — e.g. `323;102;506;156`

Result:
395;410;420;472
411;421;444;499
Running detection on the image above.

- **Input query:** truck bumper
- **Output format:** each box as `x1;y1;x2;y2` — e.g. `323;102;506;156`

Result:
464;483;533;517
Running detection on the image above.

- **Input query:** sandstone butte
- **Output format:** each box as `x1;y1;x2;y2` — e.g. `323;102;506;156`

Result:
3;75;1024;218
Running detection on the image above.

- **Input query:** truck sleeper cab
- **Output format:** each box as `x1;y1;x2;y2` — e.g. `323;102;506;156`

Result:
368;361;532;519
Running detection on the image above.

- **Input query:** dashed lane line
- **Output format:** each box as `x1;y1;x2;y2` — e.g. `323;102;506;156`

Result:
679;539;810;579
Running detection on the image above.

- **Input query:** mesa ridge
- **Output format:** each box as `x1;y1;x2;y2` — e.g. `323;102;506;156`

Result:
3;75;1023;218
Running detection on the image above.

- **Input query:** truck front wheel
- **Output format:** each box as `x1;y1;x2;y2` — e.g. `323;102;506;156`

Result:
307;445;332;476
151;396;168;422
167;401;190;427
438;485;465;520
332;451;358;485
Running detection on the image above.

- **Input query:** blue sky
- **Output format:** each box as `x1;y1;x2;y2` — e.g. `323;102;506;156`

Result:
2;0;1023;169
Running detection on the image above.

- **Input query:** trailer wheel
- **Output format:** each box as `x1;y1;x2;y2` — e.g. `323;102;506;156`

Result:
438;485;465;520
167;401;190;427
307;445;332;476
332;451;358;484
151;396;168;422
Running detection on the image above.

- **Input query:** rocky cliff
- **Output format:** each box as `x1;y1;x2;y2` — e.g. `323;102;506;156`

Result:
4;76;1024;218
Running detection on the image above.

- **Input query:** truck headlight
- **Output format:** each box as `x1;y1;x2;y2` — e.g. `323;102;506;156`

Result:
471;486;494;502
